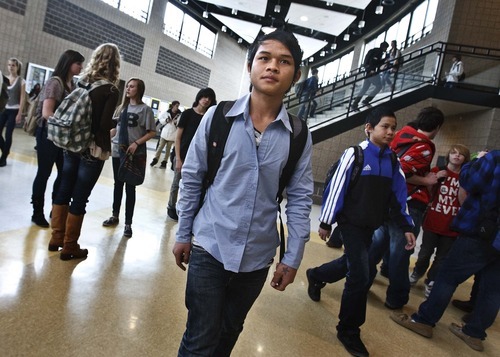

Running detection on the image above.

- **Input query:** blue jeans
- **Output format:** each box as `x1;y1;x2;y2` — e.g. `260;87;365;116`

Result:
369;206;424;307
178;245;269;357
412;236;500;339
309;224;373;334
413;230;455;283
0;108;18;159
111;157;136;224
31;124;64;201
54;151;105;215
353;75;382;105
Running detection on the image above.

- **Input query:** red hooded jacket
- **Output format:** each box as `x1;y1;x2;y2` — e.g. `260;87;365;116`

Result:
390;125;436;206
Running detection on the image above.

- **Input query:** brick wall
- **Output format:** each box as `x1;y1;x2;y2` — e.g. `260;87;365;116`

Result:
0;0;26;15
156;46;210;88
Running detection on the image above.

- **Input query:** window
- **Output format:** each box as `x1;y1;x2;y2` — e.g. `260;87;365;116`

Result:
164;2;216;58
100;0;152;23
317;51;354;84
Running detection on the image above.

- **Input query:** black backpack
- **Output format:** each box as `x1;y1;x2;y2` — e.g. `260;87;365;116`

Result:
323;145;398;196
202;100;309;260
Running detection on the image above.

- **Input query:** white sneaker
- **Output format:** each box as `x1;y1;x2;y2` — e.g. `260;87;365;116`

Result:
424;281;434;298
409;271;422;286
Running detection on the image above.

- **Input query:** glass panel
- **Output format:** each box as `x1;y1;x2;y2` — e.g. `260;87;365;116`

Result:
164;2;184;40
397;13;411;47
338;51;353;78
425;0;439;28
120;0;151;23
180;14;200;50
409;0;427;41
197;26;215;58
386;22;399;44
101;0;118;8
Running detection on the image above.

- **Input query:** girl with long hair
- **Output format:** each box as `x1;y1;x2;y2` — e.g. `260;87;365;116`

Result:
30;50;85;227
102;78;156;237
49;43;121;260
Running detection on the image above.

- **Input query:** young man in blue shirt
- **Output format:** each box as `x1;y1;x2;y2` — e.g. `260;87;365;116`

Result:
172;30;313;356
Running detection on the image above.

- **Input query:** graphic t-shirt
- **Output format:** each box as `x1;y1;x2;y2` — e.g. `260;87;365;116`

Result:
111;103;156;157
422;166;461;237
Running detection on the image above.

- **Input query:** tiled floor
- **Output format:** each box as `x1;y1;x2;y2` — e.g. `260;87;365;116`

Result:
0;128;498;356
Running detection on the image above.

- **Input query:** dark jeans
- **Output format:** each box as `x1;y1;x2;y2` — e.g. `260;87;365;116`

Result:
178;245;269;357
0;108;18;159
54;151;105;215
368;206;424;307
32;124;64;202
413;230;455;283
309;224;374;335
412;236;500;339
298;93;317;119
111;157;136;224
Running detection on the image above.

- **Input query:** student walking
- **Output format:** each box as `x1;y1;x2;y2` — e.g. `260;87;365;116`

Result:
172;30;313;356
306;107;415;357
150;100;180;169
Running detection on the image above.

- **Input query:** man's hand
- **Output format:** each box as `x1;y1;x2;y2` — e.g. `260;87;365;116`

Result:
318;227;331;241
404;232;416;250
270;262;297;291
172;242;192;271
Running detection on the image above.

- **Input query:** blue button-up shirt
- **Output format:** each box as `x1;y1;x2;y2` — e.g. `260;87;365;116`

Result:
176;94;313;272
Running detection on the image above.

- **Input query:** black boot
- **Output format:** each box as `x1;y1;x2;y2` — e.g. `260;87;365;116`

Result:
32;199;50;228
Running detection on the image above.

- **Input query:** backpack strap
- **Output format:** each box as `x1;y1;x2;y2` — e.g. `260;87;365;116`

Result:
199;101;235;208
349;145;364;186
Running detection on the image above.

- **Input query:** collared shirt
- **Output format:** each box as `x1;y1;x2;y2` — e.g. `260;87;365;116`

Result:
176;93;313;272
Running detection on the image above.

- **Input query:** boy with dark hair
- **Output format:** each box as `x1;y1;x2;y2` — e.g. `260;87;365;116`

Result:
172;30;313;356
368;106;445;310
351;41;389;111
166;88;216;221
306;107;415;357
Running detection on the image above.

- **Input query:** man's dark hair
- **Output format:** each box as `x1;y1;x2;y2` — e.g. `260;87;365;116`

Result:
311;68;319;75
247;30;302;77
380;41;389;50
409;107;445;131
193;87;216;107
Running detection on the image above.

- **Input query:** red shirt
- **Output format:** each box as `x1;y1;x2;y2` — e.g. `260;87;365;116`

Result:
422;167;461;237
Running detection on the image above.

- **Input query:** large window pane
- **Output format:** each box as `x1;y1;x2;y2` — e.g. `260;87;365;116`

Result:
409;0;427;39
386;22;399;43
338;51;353;77
164;2;184;41
425;0;439;31
396;13;411;47
100;0;151;23
197;26;215;57
180;14;200;50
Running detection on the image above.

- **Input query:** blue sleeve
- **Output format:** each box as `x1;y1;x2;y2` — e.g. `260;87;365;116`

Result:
459;155;493;194
319;147;355;226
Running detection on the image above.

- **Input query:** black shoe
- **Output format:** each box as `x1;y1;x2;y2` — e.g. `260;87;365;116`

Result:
384;301;403;310
123;224;132;238
306;269;325;302
150;158;158;167
160;161;167;169
0;159;6;167
461;312;472;324
337;332;369;357
452;299;474;313
351;104;359;112
102;216;119;227
167;208;178;221
31;213;50;228
326;240;342;248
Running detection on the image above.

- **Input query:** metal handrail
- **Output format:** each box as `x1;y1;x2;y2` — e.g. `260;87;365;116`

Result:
286;41;500;131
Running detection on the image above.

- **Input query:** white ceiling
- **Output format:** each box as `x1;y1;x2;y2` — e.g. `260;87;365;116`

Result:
211;14;263;43
286;3;357;37
201;0;268;16
319;0;372;10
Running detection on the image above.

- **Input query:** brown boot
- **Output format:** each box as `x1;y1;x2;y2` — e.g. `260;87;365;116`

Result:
48;204;69;251
60;213;88;261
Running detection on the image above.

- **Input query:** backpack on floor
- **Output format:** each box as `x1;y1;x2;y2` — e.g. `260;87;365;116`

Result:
47;79;109;153
201;100;309;260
